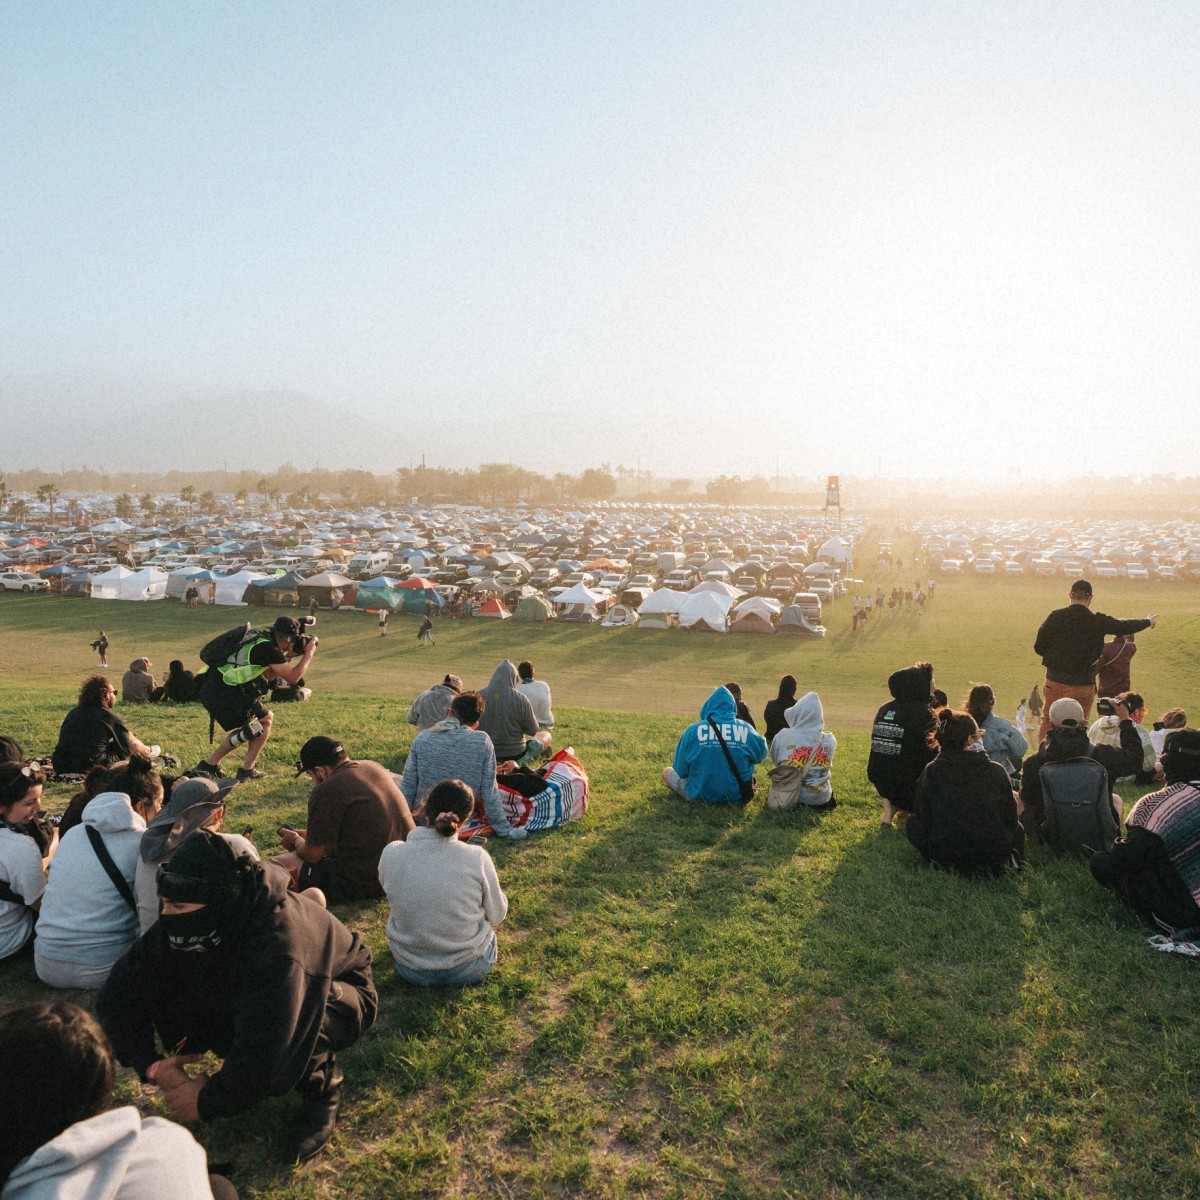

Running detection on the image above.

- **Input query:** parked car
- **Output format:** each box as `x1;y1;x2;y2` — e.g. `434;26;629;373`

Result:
0;571;50;592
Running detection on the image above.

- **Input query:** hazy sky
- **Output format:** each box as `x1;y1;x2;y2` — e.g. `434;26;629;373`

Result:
3;2;1198;480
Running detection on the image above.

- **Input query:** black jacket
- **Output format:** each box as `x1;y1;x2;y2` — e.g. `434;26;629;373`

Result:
97;861;376;1120
1034;605;1151;686
867;665;936;807
906;750;1022;876
1019;721;1143;827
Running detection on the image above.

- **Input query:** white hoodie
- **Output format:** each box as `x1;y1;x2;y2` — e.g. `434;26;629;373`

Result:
1;1107;213;1200
768;692;837;807
34;793;146;968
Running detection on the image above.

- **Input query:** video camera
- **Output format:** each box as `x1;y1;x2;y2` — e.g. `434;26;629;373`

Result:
1096;696;1122;716
291;614;317;652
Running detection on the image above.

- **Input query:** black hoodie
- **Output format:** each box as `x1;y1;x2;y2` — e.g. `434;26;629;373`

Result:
867;665;937;807
97;860;377;1120
906;749;1022;876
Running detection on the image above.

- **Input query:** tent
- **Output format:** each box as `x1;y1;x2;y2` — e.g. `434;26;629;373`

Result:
474;597;511;619
89;566;167;601
600;603;640;628
817;535;852;565
214;570;267;606
297;571;355;610
166;566;211;600
247;571;307;608
635;587;688;616
729;609;775;634
678;590;733;632
553;582;607;623
779;605;827;637
355;576;407;613
513;594;555;622
88;565;133;601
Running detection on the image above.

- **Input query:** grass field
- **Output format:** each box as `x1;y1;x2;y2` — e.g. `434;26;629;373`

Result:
2;567;1199;1199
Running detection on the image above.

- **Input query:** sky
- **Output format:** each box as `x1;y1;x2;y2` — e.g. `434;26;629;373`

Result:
3;1;1199;481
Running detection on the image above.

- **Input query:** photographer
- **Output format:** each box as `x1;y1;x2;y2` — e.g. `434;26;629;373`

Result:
193;615;318;782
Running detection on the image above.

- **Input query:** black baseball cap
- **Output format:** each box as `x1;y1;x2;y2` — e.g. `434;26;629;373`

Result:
294;735;345;776
272;615;301;637
1070;579;1093;597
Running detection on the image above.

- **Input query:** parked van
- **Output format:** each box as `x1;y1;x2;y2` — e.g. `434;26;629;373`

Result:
347;550;392;577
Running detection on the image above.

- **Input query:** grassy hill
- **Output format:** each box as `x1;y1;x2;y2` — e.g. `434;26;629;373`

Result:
1;573;1198;1199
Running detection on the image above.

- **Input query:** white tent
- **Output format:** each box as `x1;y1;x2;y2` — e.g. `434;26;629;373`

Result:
688;578;742;599
600;603;640;627
678;590;734;631
125;567;168;601
166;566;208;600
214;570;267;606
636;587;688;615
734;596;783;618
552;582;606;607
88;566;134;601
817;535;852;564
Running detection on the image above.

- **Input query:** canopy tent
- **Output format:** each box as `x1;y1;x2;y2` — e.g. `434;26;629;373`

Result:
817;535;853;564
635;587;688;615
297;571;355;610
513;594;555;622
678;590;733;632
553;582;608;624
214;570;268;606
166;566;210;600
246;571;307;608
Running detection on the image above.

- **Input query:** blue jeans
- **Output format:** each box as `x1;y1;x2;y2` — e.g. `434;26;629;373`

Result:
394;934;496;986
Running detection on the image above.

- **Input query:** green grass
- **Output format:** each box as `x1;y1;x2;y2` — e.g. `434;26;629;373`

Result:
2;561;1199;1199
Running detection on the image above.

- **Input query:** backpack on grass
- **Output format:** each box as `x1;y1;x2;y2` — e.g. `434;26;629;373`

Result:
199;623;255;667
1039;756;1118;856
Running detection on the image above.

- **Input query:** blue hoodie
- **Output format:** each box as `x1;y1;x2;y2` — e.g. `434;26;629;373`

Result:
671;687;768;804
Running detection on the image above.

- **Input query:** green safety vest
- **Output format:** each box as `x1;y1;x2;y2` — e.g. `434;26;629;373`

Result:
217;635;274;687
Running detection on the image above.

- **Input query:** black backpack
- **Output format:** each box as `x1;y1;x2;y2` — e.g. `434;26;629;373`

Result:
198;623;255;667
1039;756;1118;855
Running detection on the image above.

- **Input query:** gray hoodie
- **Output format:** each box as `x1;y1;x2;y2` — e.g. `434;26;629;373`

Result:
477;660;539;760
1;1107;213;1200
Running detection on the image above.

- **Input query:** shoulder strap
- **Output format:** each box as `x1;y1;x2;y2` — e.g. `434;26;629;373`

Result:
0;879;25;906
85;825;138;914
708;717;748;785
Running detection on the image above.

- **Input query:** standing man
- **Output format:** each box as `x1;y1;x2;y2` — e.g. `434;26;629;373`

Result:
194;615;318;782
516;660;554;730
273;736;415;903
1033;580;1156;743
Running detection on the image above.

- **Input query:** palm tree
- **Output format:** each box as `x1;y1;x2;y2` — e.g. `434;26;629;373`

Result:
139;494;156;517
114;494;135;519
8;498;29;521
179;486;197;516
36;483;60;520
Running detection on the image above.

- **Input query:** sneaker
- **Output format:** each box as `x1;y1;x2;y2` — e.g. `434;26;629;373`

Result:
192;760;221;779
236;765;266;782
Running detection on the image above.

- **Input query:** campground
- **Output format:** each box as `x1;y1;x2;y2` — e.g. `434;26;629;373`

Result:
2;570;1200;1199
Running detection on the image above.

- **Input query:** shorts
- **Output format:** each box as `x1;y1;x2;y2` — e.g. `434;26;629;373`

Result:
297;856;351;904
200;673;269;733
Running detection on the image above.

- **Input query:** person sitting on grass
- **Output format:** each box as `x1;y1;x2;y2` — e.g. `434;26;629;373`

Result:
0;1000;232;1199
964;683;1027;780
51;676;158;778
34;755;163;990
378;779;508;986
1090;729;1200;934
121;657;160;704
662;686;768;806
766;691;837;811
867;661;937;827
0;762;57;966
905;709;1024;877
762;674;798;746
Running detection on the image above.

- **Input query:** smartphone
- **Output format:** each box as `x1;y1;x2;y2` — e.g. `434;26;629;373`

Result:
278;825;296;838
241;825;254;838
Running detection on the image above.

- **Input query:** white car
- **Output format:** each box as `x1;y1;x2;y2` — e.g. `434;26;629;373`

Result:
0;571;50;592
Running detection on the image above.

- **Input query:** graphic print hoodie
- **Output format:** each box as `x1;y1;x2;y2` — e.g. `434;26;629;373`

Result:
671;686;768;804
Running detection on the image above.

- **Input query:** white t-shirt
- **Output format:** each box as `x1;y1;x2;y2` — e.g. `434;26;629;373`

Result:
517;679;554;727
0;827;46;959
